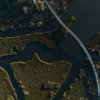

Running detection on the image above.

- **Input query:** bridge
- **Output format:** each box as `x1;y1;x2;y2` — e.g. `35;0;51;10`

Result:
43;0;100;99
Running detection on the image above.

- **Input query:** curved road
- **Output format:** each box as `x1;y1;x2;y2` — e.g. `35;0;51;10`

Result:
43;0;100;99
0;40;99;100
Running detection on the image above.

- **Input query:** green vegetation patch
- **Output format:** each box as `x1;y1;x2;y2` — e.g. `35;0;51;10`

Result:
10;54;72;100
0;67;17;100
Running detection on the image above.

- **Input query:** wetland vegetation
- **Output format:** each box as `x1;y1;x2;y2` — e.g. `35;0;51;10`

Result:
10;54;72;100
0;67;17;100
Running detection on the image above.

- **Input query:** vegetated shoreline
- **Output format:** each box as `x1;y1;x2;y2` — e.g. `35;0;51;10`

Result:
0;0;73;32
0;32;57;58
10;53;72;100
0;67;18;100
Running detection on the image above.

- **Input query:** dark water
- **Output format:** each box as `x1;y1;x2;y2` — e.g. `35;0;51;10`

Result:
67;0;100;43
0;41;99;99
0;0;100;99
60;0;100;99
0;41;82;99
60;0;100;63
4;64;25;100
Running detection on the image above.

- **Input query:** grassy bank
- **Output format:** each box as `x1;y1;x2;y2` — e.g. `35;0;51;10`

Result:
0;67;17;100
65;79;88;100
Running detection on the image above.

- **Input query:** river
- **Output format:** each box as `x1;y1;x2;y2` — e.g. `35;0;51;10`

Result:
0;0;100;99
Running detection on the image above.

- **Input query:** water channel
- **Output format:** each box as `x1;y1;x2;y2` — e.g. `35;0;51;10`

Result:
0;0;100;99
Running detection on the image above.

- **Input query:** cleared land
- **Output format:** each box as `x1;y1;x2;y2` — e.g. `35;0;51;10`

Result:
0;67;17;100
10;54;72;100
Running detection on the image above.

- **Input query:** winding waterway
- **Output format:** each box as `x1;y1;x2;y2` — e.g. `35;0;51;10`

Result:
0;0;100;99
0;41;99;99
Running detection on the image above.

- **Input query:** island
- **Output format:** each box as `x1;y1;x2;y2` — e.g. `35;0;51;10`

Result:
10;54;72;100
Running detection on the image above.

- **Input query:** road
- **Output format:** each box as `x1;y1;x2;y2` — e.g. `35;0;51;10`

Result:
43;0;100;99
